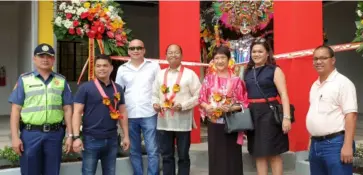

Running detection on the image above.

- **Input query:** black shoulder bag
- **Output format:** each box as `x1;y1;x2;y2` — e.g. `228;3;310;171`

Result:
223;103;254;133
253;67;295;125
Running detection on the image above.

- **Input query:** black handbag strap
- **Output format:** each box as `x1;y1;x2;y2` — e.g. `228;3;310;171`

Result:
253;67;274;108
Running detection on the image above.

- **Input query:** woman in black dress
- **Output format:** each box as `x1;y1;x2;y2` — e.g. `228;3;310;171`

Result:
244;38;292;175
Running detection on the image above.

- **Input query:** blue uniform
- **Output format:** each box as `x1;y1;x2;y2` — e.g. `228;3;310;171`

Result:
8;70;73;106
8;70;73;175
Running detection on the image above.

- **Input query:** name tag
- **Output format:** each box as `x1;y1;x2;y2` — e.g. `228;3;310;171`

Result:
29;84;43;88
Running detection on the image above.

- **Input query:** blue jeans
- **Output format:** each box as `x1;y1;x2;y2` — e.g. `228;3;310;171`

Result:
309;134;356;175
82;136;118;175
129;114;159;175
20;129;64;175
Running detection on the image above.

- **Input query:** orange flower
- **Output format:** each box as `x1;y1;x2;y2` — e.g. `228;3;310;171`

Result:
162;99;174;108
110;111;119;119
212;93;222;102
89;8;97;14
114;92;120;101
95;3;102;9
172;84;180;93
103;98;111;105
224;97;232;105
161;84;168;94
213;108;223;118
99;11;106;17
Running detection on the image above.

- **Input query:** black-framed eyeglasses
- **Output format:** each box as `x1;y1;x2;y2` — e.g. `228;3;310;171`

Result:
128;46;144;51
313;56;331;62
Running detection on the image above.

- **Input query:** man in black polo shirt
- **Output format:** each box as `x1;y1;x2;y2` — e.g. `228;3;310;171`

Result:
72;54;130;175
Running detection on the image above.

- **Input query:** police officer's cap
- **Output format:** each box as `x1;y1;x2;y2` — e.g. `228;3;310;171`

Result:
34;43;55;56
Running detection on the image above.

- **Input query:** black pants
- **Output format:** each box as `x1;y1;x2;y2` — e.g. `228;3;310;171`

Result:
158;130;191;175
207;122;243;175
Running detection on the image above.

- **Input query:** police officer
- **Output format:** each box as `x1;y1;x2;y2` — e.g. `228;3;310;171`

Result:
8;43;73;175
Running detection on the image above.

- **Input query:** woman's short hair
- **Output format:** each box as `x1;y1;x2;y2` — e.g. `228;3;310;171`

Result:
212;46;231;59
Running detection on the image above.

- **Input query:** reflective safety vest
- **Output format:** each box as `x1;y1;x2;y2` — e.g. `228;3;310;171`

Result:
20;73;65;125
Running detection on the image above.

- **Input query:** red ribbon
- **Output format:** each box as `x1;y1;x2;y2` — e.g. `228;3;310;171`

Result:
96;39;105;54
78;39;105;85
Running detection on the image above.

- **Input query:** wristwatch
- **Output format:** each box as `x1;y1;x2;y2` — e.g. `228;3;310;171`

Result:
283;115;291;120
72;135;81;140
65;133;73;138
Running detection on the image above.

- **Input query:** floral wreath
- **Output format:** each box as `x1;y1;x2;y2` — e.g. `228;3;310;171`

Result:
206;58;236;120
102;92;121;119
161;84;180;108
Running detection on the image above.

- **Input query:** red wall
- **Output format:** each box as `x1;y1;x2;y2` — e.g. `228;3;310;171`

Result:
274;1;322;151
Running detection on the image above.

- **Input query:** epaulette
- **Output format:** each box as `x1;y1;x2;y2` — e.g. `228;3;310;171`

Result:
53;73;66;80
20;72;33;78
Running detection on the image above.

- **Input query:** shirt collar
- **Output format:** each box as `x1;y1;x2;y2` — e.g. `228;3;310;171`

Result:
168;65;182;72
126;59;150;70
315;68;338;85
33;69;55;78
97;78;112;87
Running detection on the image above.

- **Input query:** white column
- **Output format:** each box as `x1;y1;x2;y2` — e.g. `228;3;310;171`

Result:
31;1;38;71
53;0;58;73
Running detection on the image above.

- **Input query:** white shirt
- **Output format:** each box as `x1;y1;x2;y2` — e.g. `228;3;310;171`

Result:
152;66;201;131
306;69;358;136
115;59;160;118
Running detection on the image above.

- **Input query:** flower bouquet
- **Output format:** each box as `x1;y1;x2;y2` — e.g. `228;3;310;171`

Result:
54;0;132;55
53;0;133;82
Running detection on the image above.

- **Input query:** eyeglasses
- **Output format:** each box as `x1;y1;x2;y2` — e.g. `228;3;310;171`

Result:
128;46;144;51
313;56;331;62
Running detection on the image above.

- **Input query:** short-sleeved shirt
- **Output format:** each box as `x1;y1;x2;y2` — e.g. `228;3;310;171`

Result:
8;70;73;106
306;69;358;136
74;80;125;139
115;60;160;118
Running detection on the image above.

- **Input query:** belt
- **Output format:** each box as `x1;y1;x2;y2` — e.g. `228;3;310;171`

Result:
20;122;64;132
311;131;345;141
248;97;278;103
